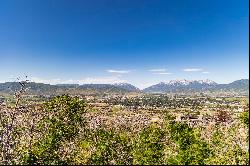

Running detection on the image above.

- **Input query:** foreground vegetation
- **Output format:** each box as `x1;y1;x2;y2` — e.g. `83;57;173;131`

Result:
0;83;249;165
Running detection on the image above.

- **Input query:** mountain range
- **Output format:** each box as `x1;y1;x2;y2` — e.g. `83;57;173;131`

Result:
142;79;249;93
0;79;248;95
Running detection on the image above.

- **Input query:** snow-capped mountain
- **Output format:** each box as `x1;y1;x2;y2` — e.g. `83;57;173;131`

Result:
197;79;217;85
161;79;217;86
168;79;191;86
143;79;218;93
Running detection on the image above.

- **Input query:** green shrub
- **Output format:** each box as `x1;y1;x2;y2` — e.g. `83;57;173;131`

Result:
240;111;249;126
89;129;133;165
132;124;165;165
23;95;87;164
167;121;212;165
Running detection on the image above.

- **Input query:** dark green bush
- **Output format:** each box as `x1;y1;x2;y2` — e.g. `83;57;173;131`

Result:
132;124;165;165
240;111;249;126
23;95;87;164
89;129;133;165
167;121;212;165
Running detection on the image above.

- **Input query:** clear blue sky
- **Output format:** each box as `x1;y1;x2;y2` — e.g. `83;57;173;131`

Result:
0;0;248;89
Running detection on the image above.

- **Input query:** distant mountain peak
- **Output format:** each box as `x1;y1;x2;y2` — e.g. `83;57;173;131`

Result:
162;79;217;86
113;82;140;92
197;79;217;85
168;79;191;85
143;79;224;93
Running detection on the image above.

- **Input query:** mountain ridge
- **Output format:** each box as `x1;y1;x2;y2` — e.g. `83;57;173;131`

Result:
143;79;248;94
0;79;248;95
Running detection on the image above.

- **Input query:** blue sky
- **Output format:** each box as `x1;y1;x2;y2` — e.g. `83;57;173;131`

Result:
0;0;248;89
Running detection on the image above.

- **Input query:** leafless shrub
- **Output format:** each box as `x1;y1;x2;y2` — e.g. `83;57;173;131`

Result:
0;77;30;164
